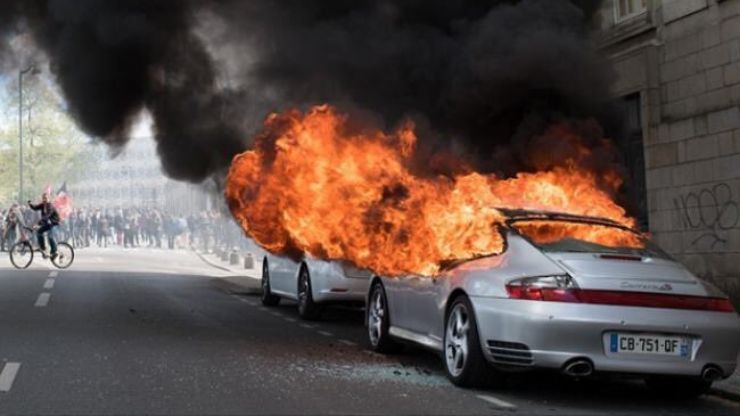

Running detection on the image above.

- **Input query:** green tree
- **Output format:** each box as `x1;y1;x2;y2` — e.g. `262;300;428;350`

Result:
0;73;94;205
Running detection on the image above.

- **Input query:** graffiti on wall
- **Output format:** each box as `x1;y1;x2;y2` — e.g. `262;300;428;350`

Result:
673;183;739;249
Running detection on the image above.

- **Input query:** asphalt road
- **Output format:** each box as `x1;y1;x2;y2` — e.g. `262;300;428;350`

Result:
0;248;737;415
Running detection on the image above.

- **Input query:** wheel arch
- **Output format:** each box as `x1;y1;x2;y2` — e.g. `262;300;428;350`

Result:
445;288;469;319
368;276;384;298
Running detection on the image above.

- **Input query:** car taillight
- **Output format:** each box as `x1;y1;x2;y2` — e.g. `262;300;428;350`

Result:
706;298;737;312
506;276;736;312
506;275;579;302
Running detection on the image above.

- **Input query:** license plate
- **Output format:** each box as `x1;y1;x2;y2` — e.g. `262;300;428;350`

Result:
608;333;690;357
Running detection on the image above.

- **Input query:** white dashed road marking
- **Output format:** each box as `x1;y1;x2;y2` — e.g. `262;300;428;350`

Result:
476;394;516;409
34;292;51;307
317;330;334;337
0;362;21;392
43;278;55;290
338;339;357;346
300;323;315;329
284;317;297;323
48;271;58;278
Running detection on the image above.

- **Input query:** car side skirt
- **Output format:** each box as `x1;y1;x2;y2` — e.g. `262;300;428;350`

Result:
389;326;443;352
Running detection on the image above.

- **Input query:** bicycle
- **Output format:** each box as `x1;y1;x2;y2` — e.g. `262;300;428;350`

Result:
9;225;75;269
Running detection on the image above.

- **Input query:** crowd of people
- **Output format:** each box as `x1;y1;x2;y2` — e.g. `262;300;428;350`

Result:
1;204;246;253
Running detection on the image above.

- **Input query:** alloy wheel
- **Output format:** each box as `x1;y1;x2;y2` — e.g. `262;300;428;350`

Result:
445;303;471;378
368;287;385;346
298;270;309;310
261;262;270;297
297;267;320;320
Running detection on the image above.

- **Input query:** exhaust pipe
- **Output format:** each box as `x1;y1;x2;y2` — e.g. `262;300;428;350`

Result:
702;366;723;382
562;359;594;377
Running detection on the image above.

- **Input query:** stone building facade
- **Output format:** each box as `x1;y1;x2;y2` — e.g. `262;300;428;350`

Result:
595;0;740;300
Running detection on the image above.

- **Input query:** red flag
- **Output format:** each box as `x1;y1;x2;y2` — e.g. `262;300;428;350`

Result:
52;182;72;220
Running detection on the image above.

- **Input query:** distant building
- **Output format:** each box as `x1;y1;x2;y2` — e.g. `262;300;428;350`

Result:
595;0;740;299
70;135;211;214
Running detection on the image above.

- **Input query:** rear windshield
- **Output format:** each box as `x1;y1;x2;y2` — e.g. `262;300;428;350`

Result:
510;220;669;258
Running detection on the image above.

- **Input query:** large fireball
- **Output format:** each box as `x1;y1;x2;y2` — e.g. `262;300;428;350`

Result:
225;105;636;277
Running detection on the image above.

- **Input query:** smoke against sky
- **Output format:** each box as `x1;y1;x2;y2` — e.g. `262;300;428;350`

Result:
0;0;619;183
211;0;618;175
0;0;247;182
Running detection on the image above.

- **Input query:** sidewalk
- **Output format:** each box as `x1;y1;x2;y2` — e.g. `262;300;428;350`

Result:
192;247;262;293
713;358;740;401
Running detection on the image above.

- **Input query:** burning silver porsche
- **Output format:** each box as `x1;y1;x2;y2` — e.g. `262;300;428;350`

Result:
366;209;740;395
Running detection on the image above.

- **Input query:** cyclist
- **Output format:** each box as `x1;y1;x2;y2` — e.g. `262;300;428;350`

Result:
28;193;60;260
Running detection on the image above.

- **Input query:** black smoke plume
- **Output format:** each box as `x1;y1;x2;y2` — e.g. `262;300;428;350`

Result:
0;0;619;183
2;0;246;181
209;0;618;177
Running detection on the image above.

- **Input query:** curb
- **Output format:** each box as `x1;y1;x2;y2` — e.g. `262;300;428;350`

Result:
193;248;261;295
192;247;261;280
710;385;740;402
193;248;233;273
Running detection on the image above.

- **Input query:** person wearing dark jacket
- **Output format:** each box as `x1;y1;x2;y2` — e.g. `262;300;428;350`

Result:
28;193;60;259
2;203;20;251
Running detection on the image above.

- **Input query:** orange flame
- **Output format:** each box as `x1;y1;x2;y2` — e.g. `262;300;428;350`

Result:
225;105;637;276
511;221;644;249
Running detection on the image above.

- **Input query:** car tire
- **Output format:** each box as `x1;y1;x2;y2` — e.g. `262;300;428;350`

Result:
261;259;280;306
367;281;401;353
297;266;321;320
443;294;491;388
645;376;712;398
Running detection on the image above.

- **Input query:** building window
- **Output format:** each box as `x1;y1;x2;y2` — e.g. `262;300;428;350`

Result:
615;0;647;22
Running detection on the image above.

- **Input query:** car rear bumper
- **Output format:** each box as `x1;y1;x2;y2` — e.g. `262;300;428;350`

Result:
470;296;740;377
